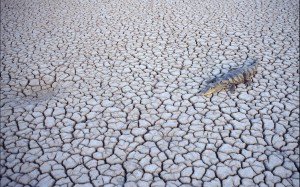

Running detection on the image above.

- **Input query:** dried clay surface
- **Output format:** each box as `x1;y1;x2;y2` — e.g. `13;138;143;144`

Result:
0;0;299;186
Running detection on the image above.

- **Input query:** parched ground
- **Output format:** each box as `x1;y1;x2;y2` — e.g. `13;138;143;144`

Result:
0;0;299;186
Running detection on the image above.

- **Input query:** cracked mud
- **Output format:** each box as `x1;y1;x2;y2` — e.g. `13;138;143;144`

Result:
1;0;299;186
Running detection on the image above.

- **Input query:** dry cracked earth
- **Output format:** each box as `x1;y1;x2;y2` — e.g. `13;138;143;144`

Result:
0;0;299;186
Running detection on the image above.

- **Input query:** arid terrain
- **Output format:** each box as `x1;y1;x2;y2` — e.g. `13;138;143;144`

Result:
1;0;299;186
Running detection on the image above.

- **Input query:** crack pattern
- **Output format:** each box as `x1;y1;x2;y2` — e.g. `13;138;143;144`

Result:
0;0;299;186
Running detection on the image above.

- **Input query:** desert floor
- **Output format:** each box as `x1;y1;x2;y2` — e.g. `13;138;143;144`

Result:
1;0;299;186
